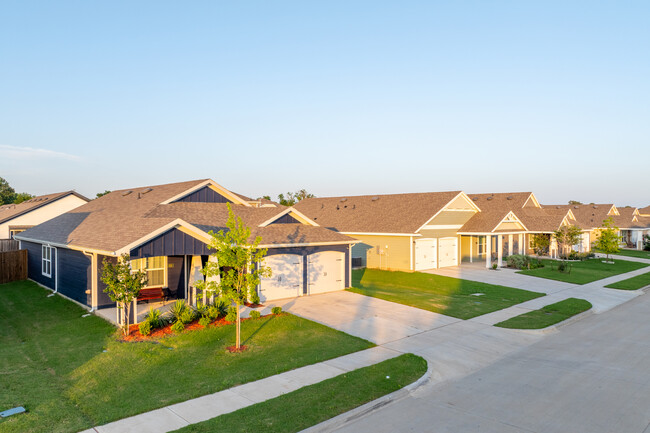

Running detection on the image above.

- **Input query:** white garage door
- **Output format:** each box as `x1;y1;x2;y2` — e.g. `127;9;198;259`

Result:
307;251;344;295
438;237;458;268
415;238;437;270
259;254;303;302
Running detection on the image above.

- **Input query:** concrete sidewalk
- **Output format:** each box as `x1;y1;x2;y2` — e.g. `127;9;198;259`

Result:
82;346;401;433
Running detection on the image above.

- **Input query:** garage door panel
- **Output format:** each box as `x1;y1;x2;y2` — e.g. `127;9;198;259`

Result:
438;237;458;268
308;251;344;295
415;238;437;270
259;254;303;302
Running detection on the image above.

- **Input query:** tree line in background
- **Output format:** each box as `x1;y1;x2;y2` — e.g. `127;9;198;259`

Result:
261;189;314;206
0;177;34;205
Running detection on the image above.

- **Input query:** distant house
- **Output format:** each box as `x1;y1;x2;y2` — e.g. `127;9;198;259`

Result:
15;179;355;314
614;207;650;250
0;191;89;240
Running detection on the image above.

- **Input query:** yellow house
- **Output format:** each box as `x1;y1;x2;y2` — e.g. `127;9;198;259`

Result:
294;191;481;272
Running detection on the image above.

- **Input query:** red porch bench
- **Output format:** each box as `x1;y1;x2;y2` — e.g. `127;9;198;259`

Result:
137;287;166;303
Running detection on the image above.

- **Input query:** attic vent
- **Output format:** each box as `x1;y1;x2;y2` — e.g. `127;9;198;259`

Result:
574;206;579;209
486;197;493;201
472;197;479;201
340;198;347;202
141;188;153;194
593;205;598;209
320;204;324;209
507;196;513;200
122;190;133;196
371;197;379;201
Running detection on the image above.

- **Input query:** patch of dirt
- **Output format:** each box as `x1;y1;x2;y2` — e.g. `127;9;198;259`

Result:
226;345;248;353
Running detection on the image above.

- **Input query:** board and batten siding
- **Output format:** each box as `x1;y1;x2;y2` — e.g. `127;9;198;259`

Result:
56;247;92;306
350;234;411;271
174;186;231;204
130;228;210;259
97;254;117;308
23;240;56;290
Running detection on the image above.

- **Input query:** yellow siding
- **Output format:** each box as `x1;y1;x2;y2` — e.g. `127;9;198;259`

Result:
350;234;412;271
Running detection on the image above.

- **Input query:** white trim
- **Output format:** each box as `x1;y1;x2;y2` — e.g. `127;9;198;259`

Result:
523;193;541;208
492;211;529;232
13;235;115;256
159;179;251;206
257;207;319;227
414;192;481;233
42;245;52;277
419;224;463;230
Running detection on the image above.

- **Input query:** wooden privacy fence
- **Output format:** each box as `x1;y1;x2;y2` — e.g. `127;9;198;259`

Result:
0;239;20;252
0;249;28;284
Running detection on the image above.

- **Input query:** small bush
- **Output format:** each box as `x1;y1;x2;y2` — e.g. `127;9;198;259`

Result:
225;306;238;322
171;321;185;333
271;306;283;315
212;298;229;318
181;309;195;324
249;310;261;319
506;254;531;270
529;258;544;269
139;320;152;336
144;308;166;329
198;316;211;327
169;300;189;323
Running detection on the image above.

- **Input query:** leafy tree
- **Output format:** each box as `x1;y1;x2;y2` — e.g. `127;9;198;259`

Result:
13;192;34;204
96;190;111;198
644;234;650;252
261;195;271;201
0;177;16;205
553;225;583;259
100;254;147;336
595;217;621;263
568;200;582;205
197;203;271;350
530;234;550;256
277;189;315;206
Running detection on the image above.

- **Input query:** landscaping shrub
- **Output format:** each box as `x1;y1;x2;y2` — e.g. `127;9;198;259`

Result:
644;235;650;251
225;306;238;322
170;320;185;333
138;320;152;336
212;298;229;318
271;306;283;315
506;254;531;270
198;316;211;327
181;309;196;324
144;307;166;329
249;310;261;319
170;300;189;323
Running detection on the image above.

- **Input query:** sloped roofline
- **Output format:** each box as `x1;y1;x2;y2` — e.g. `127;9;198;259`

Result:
523;193;541;208
257;207;319;227
0;191;90;225
414;191;481;233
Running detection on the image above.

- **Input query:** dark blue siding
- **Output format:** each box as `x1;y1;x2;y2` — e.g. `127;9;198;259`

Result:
97;255;117;308
269;213;301;224
57;248;92;306
130;228;210;259
23;241;56;290
265;244;351;291
174;186;232;204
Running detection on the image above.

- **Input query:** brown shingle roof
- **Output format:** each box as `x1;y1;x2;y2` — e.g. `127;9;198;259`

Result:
293;191;464;234
0;191;89;224
18;179;352;252
639;206;650;216
467;192;536;211
543;204;616;230
458;210;519;233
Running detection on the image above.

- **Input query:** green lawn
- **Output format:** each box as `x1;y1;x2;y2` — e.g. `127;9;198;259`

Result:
173;354;427;433
0;281;374;433
597;248;650;260
606;272;650;290
517;258;649;285
348;269;544;320
495;298;592;329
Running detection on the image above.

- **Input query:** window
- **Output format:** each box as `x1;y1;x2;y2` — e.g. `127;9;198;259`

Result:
477;236;486;256
42;245;52;277
9;229;25;239
131;256;166;287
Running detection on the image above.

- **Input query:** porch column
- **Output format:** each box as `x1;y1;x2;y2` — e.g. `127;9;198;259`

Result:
518;234;524;254
497;235;503;267
508;234;514;256
469;236;473;263
485;235;492;268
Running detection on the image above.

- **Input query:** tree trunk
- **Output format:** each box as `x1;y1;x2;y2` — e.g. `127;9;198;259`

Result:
236;304;241;349
124;301;131;336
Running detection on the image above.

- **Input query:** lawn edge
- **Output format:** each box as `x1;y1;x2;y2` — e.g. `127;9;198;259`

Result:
301;354;432;433
503;308;595;335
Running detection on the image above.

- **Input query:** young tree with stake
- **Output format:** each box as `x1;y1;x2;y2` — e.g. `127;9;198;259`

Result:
100;254;147;336
199;204;271;350
595;217;621;263
553;225;583;259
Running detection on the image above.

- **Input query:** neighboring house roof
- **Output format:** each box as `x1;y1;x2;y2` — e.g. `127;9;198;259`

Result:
16;179;352;254
0;191;90;225
467;192;539;211
458;210;524;233
613;207;650;229
639;206;650;216
293;191;466;234
517;207;578;232
543;204;617;230
459;192;545;233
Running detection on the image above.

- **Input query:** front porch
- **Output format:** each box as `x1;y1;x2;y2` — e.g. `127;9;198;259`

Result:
96;299;175;326
460;233;528;268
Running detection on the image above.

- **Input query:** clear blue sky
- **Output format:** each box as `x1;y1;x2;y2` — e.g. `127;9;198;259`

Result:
1;1;648;206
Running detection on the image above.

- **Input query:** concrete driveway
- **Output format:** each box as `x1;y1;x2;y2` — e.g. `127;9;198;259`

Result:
324;287;650;433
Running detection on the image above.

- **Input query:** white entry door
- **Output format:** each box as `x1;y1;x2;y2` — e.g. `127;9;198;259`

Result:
438;237;458;267
307;251;344;295
259;254;303;302
415;238;437;270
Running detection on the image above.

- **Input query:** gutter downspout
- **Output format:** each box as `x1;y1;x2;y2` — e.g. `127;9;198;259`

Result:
50;245;58;294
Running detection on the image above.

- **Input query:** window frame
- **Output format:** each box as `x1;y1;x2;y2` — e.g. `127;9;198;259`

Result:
131;256;168;288
42;245;52;277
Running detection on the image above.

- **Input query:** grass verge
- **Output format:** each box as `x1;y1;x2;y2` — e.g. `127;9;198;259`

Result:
495;298;592;329
605;272;650;290
517;258;648;284
348;268;544;319
0;280;373;433
172;353;427;433
595;248;650;260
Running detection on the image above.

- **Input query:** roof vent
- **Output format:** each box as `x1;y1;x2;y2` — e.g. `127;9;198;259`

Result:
593;205;598;209
574;206;579;209
371;197;379;201
122;190;133;196
336;205;340;210
486;197;493;201
320;204;324;209
340;198;347;202
141;188;153;194
472;197;478;201
507;196;513;200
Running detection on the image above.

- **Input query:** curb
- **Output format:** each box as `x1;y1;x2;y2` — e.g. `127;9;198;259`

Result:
301;356;433;433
